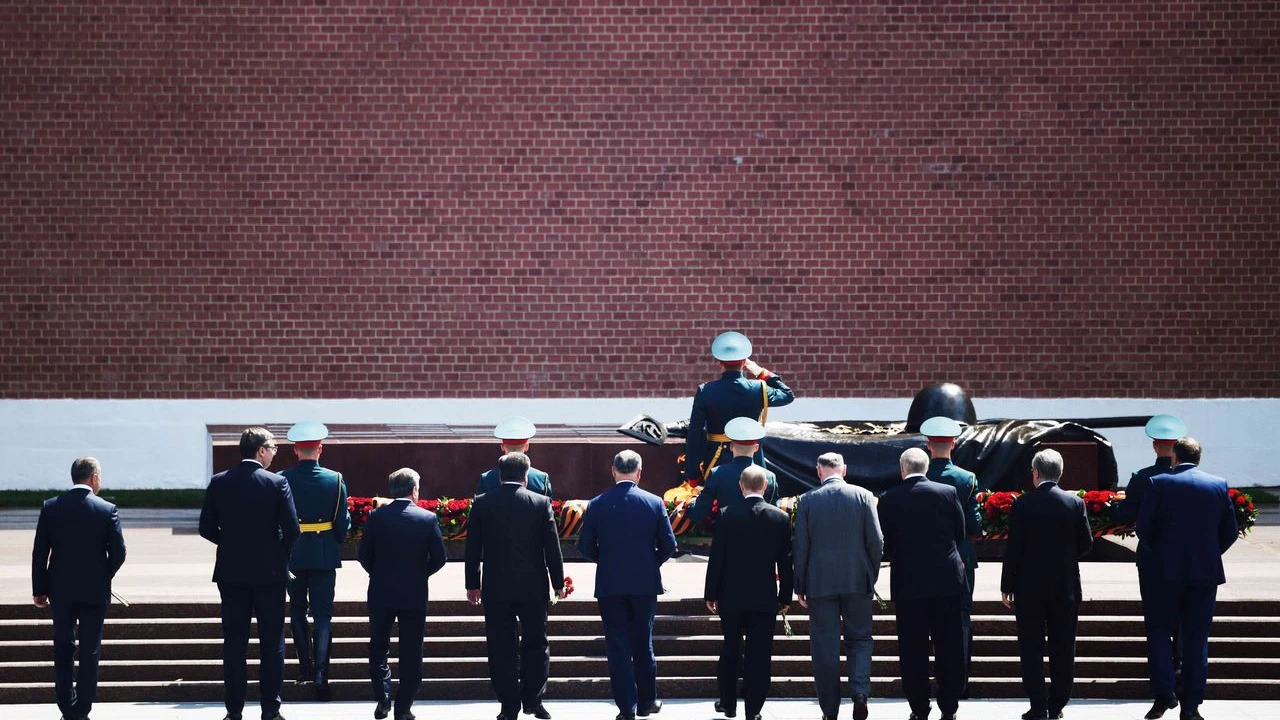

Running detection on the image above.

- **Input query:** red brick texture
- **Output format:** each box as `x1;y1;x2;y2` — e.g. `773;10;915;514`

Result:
1;2;1277;400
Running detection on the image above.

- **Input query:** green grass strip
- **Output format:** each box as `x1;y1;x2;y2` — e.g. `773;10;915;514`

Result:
0;489;205;508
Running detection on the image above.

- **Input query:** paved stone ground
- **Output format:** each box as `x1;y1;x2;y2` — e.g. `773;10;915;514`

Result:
4;698;1280;720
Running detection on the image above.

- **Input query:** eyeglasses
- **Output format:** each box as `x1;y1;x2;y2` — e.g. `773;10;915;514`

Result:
262;444;278;452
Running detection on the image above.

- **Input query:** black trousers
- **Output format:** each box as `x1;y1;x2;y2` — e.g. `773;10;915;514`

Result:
894;594;965;717
288;568;337;678
51;600;107;720
369;606;426;718
218;582;286;719
717;608;777;718
1014;595;1080;714
484;596;550;716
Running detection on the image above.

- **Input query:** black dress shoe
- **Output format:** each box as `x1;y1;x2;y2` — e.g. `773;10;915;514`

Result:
1022;711;1047;720
637;700;662;717
374;697;392;719
1146;695;1179;720
715;700;736;718
524;704;552;720
854;693;870;720
940;714;956;720
1181;712;1204;720
615;714;636;720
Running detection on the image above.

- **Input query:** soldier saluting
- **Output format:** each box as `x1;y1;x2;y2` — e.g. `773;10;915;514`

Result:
684;332;795;490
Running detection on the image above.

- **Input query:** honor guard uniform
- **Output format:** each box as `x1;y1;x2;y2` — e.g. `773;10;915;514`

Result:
477;416;552;498
684;332;795;488
280;420;349;700
921;415;983;693
1115;414;1186;528
687;417;780;526
1113;414;1186;715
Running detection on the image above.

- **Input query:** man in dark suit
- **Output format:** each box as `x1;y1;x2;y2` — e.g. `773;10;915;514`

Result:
359;468;448;720
199;427;300;720
1137;437;1238;720
31;456;127;720
577;450;678;720
794;452;883;720
704;465;793;720
878;447;967;720
477;417;553;497
1001;449;1094;720
466;452;567;720
280;420;349;699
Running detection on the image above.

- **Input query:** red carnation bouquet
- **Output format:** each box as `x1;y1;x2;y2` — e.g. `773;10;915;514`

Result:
418;497;472;539
346;497;378;540
976;490;1020;537
1229;488;1258;536
552;576;575;605
1078;489;1120;535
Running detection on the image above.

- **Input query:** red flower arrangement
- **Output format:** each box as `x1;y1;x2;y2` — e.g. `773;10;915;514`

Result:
1078;489;1120;535
418;497;471;539
346;497;378;540
1229;489;1258;536
976;490;1020;537
345;485;1259;541
553;576;575;604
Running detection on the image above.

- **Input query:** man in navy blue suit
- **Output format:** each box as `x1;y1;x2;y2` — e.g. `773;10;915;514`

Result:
1114;414;1187;707
32;456;127;720
359;468;448;720
466;452;566;720
1137;437;1238;720
577;450;678;720
199;427;300;720
878;447;967;720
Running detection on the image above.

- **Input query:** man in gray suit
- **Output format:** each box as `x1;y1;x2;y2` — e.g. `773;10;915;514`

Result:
794;452;885;720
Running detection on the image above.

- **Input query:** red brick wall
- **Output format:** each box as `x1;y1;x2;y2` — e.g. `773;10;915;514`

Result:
2;2;1277;400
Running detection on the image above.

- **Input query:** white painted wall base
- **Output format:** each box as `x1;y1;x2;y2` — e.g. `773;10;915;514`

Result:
0;397;1275;490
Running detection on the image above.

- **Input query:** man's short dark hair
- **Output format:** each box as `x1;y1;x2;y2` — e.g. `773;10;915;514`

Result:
387;468;420;498
739;465;768;494
613;450;642;475
239;427;274;459
499;452;531;482
1174;436;1202;465
70;457;99;485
